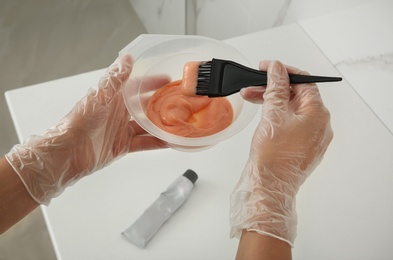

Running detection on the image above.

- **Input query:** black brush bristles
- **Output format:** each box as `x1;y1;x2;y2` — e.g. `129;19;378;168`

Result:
196;62;212;96
195;59;268;97
195;58;342;97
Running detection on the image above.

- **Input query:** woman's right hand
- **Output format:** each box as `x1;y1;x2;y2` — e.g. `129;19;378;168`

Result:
230;60;333;246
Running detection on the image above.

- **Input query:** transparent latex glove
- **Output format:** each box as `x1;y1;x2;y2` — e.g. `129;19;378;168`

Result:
5;54;169;205
230;61;333;247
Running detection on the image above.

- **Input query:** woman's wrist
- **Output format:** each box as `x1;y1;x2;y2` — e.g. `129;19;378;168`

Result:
0;157;38;233
5;128;90;205
230;158;298;246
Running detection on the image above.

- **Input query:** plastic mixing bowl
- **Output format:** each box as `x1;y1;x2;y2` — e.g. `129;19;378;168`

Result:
120;34;258;151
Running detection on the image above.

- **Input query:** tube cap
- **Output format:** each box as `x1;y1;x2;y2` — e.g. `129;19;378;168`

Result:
183;169;198;184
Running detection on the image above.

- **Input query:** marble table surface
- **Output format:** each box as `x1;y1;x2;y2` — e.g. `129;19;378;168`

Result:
300;0;393;135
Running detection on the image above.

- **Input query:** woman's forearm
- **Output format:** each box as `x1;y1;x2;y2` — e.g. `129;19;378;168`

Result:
236;230;292;260
0;157;38;234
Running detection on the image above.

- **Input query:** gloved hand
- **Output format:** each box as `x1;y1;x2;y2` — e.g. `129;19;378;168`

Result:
230;61;333;247
5;54;168;205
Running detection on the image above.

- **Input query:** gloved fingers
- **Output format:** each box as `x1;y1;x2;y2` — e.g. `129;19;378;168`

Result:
238;61;274;104
291;85;327;121
107;54;133;83
260;61;306;76
282;66;329;121
129;135;168;152
240;60;301;104
129;120;148;135
263;61;324;109
282;63;324;109
279;63;307;76
239;86;266;104
262;61;291;115
258;60;271;71
96;54;133;105
127;74;171;94
260;61;327;117
127;120;169;152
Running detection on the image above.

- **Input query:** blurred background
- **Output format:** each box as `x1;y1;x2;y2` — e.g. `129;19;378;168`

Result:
0;0;372;259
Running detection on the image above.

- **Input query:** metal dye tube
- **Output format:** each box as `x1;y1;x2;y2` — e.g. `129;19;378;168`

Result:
122;169;198;248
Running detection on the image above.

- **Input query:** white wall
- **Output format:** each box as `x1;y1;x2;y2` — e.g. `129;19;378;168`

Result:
195;0;289;39
128;0;186;34
283;0;373;24
130;0;373;39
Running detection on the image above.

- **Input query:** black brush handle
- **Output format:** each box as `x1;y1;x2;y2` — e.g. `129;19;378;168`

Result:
288;74;343;84
217;59;342;94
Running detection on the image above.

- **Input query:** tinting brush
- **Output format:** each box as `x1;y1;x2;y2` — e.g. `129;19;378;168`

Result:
181;58;342;97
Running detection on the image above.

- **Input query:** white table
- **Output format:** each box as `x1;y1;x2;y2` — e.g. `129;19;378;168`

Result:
6;23;393;259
